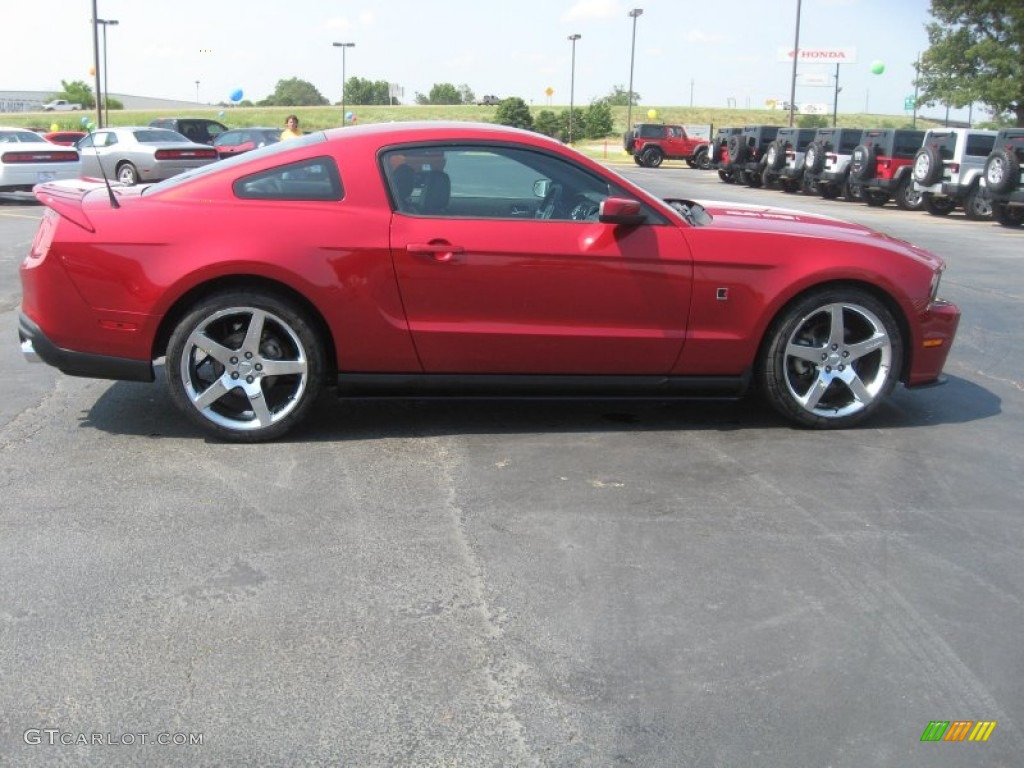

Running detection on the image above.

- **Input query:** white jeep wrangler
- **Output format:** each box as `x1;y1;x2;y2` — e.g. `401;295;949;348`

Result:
912;128;998;219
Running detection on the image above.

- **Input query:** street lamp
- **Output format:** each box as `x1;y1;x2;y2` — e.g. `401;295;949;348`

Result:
567;34;581;144
332;42;355;124
90;1;101;128
96;18;119;127
626;8;643;133
195;80;200;103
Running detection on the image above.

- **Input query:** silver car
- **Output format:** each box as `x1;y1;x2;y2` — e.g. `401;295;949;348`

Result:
77;126;219;186
0;128;81;197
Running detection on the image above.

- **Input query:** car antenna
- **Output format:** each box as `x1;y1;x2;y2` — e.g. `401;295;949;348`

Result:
83;122;120;209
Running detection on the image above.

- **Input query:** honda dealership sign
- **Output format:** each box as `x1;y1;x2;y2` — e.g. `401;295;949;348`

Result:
778;47;858;63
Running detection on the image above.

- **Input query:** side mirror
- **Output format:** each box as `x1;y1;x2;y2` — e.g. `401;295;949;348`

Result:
599;197;646;226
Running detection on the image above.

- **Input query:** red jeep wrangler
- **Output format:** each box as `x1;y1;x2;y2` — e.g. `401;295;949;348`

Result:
624;123;710;168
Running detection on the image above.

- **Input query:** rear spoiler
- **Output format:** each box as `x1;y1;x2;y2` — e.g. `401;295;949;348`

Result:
33;179;110;233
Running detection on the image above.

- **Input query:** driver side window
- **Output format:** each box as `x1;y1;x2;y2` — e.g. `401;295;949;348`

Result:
382;145;622;221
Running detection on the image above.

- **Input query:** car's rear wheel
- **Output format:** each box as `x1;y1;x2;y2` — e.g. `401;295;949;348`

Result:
760;288;902;429
117;162;139;186
718;170;735;183
993;202;1024;228
864;190;889;207
924;194;956;216
641;147;663;168
963;184;992;220
894;175;924;210
166;291;325;442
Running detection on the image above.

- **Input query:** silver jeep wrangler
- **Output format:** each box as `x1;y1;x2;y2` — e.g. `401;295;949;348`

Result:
912;128;998;219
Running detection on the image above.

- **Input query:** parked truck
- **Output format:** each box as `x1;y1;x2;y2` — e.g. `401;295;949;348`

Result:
42;99;83;111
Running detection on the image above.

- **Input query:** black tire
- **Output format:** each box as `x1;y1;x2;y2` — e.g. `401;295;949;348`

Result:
759;287;902;429
804;142;826;175
718;169;736;184
641;147;663;168
780;178;798;193
924;194;956;216
761;166;776;189
117;162;139;186
633;155;643;166
166;290;326;442
697;147;712;170
820;184;840;200
849;144;874;182
724;135;741;163
843;176;864;203
984;149;1020;194
894;174;924;211
765;141;786;172
913;146;943;186
864;190;889;207
963;184;992;221
993;202;1024;228
746;168;764;188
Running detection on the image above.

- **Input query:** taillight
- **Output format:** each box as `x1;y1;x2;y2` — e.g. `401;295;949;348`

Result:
2;150;78;164
948;163;959;173
154;148;218;160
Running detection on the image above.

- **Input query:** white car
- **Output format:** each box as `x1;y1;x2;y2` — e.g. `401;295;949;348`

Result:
0;128;81;197
77;126;219;186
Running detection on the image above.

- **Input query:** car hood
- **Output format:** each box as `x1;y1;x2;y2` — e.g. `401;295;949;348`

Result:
696;200;944;268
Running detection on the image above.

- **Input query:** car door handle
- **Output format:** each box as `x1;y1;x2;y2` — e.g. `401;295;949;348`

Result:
406;242;465;262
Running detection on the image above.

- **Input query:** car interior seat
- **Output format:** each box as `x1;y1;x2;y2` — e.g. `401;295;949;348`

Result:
419;170;450;214
391;164;415;210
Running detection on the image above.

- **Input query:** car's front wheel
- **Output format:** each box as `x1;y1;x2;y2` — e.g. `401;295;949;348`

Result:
641;147;664;168
166;291;326;442
894;175;924;211
759;288;902;428
993;202;1024;228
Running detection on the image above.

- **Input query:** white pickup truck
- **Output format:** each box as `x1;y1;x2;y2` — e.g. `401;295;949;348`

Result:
42;99;83;111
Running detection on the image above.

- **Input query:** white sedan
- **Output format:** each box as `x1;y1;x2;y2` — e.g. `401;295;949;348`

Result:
77;126;219;186
0;128;81;197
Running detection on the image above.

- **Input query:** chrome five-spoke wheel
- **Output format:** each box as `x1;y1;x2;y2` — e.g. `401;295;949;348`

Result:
761;289;902;428
167;292;324;441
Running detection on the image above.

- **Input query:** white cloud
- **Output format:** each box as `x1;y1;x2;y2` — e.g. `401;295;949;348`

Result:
562;0;621;22
326;17;353;32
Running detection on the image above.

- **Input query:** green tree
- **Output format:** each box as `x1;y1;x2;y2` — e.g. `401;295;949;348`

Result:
428;83;462;104
52;80;95;109
534;110;561;139
260;78;328;107
458;84;476;105
344;78;392;105
918;0;1023;126
604;85;640;107
583;99;614;138
494;97;533;130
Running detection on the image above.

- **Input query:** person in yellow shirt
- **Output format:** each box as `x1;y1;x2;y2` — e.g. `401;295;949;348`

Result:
280;115;302;140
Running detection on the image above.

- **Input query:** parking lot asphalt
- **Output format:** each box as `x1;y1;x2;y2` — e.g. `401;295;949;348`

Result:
1;169;1021;767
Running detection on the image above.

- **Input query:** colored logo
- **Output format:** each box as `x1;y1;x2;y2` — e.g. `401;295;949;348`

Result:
921;721;997;742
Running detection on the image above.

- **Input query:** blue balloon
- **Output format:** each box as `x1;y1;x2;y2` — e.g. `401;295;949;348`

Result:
229;88;243;102
345;111;353;121
218;110;225;117
81;116;89;126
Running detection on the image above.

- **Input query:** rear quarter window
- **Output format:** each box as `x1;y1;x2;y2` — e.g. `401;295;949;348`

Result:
965;134;996;157
234;157;343;201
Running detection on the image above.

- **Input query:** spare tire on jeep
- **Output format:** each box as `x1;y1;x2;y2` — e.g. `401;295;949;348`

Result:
849;144;875;181
913;146;944;186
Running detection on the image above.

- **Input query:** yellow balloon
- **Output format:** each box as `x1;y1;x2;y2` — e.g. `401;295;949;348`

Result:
647;109;658;119
89;66;96;76
50;123;59;132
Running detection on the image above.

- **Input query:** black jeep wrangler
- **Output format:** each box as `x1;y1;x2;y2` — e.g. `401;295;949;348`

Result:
716;126;782;186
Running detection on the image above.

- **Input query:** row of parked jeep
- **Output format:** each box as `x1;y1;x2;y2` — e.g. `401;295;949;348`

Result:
704;125;1024;228
622;121;1024;228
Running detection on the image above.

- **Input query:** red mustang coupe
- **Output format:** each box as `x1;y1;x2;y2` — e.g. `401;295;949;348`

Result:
19;122;959;441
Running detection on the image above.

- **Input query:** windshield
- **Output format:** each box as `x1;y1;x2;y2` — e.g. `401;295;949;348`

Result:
0;131;48;144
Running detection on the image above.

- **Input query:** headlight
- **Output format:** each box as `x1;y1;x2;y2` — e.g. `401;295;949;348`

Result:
929;266;944;303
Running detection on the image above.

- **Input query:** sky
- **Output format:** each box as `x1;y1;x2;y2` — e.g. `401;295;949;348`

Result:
6;0;971;121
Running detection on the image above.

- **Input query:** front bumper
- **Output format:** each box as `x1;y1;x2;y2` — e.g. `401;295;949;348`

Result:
19;313;154;382
906;299;961;388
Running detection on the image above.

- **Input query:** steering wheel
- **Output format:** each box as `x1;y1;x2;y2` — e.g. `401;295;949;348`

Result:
569;197;601;221
535;183;563;220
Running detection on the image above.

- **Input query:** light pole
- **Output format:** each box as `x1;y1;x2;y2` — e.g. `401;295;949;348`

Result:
332;42;355;124
788;0;802;127
626;8;643;133
90;1;101;128
96;19;118;127
567;34;581;144
195;80;200;103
